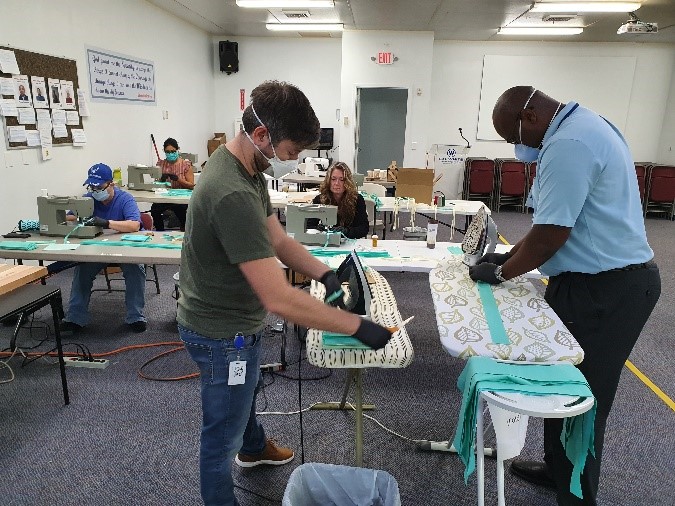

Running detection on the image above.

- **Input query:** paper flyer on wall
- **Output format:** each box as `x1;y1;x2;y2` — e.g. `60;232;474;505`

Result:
65;110;79;125
51;109;66;125
71;129;86;146
76;89;90;117
7;125;27;143
13;75;32;108
0;49;20;74
25;130;41;147
36;109;52;131
30;76;50;108
52;124;68;138
48;78;63;109
60;80;75;109
17;107;36;125
0;98;18;117
39;129;53;160
0;77;15;96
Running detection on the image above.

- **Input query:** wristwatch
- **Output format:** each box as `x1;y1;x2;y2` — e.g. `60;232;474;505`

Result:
494;265;507;283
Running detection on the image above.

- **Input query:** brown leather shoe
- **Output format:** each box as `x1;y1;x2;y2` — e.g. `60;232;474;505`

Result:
234;439;294;468
510;460;556;489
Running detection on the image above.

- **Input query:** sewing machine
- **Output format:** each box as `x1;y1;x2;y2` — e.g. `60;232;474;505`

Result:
127;165;162;191
285;203;341;246
303;157;330;177
37;196;103;238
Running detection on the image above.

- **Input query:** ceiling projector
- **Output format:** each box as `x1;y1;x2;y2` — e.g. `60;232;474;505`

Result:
617;20;658;34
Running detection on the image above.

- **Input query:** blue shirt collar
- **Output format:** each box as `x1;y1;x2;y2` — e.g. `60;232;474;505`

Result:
542;101;578;146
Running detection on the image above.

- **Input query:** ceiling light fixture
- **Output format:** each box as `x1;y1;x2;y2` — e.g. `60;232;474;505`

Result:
266;23;344;31
498;26;584;35
237;1;335;8
530;2;641;13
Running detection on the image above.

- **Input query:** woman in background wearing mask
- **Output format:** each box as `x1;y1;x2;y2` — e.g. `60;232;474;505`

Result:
308;161;369;239
151;137;194;231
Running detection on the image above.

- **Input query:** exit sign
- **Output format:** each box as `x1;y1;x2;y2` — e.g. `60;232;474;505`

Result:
377;52;393;65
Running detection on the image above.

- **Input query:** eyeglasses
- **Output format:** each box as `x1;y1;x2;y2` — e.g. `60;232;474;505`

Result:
86;182;110;192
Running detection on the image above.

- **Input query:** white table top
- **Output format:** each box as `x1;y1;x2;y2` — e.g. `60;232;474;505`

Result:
129;188;319;210
0;231;182;265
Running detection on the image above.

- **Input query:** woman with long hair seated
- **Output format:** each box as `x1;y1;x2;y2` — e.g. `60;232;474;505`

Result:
308;161;369;239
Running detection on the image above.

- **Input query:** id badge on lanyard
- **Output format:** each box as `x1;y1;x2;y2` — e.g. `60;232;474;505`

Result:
228;332;247;385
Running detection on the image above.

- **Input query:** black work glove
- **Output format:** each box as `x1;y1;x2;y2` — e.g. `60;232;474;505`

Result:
85;216;109;229
477;252;511;266
320;270;345;309
167;173;178;181
352;318;392;350
159;174;169;182
468;262;501;284
329;225;346;235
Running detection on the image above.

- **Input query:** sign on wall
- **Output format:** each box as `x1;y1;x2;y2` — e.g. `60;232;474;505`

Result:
86;47;155;104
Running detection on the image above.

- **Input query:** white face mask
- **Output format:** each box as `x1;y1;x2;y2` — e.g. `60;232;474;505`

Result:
245;104;298;177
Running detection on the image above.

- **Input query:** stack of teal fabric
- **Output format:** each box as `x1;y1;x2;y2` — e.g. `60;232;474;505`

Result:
0;241;37;251
453;356;596;499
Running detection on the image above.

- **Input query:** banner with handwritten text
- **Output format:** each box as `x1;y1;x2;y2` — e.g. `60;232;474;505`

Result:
86;47;155;104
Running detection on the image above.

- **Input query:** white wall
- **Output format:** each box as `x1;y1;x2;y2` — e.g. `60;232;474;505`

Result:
340;31;435;170
429;41;675;163
0;0;213;235
211;36;342;160
656;52;675;165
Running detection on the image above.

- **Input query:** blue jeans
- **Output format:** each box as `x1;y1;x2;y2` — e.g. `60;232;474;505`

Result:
65;263;146;326
179;325;267;506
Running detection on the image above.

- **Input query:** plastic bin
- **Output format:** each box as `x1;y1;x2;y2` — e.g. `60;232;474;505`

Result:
283;463;401;506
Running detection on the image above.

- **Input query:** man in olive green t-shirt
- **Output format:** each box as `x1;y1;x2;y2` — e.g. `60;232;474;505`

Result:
177;81;392;506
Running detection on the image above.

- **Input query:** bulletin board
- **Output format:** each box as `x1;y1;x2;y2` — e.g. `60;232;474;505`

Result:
476;54;636;141
0;45;84;148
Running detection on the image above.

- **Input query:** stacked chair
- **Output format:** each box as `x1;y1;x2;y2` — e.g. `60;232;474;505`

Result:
494;158;527;212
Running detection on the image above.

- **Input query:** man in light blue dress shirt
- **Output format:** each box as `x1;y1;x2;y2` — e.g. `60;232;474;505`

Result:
470;86;661;505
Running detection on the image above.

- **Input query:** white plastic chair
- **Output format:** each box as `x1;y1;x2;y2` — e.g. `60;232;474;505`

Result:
475;390;595;506
363;197;385;236
360;182;387;197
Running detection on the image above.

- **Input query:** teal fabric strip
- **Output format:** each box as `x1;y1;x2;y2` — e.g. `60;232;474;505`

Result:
452;356;596;499
166;189;193;196
322;332;372;349
80;240;182;250
447;246;463;255
309;249;391;258
476;282;510;345
121;234;152;242
0;241;38;251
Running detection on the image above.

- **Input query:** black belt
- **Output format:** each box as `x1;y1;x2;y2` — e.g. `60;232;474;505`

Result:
607;260;654;273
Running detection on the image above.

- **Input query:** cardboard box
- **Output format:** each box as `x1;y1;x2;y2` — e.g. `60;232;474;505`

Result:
395;168;435;205
207;133;227;157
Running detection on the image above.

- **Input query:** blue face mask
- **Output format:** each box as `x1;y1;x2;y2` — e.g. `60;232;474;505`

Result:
514;144;540;163
166;151;179;162
91;189;109;201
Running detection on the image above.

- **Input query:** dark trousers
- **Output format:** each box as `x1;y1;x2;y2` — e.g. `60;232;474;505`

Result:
150;203;187;231
543;261;661;505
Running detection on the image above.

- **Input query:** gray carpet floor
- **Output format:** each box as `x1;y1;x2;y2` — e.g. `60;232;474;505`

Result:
1;210;673;505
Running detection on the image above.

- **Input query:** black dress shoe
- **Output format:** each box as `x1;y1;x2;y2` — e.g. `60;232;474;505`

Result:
128;321;147;333
510;460;556;489
59;320;85;336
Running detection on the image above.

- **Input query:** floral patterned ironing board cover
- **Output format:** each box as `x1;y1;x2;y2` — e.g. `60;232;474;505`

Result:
430;257;584;364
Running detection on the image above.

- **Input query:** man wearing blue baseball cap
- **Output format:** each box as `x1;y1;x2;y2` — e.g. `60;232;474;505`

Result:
59;163;148;334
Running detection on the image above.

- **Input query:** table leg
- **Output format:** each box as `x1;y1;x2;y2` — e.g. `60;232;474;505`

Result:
476;395;485;506
382;211;387;240
339;369;356;409
354;369;363;467
50;293;70;405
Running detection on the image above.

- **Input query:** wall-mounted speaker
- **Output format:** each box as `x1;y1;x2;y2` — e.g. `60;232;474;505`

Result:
219;40;239;74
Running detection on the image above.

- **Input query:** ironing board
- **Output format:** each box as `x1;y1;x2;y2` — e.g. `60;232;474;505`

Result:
307;268;413;466
429;256;591;506
430;256;584;364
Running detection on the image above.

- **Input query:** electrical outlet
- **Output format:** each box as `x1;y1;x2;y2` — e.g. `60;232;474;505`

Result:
64;356;109;369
